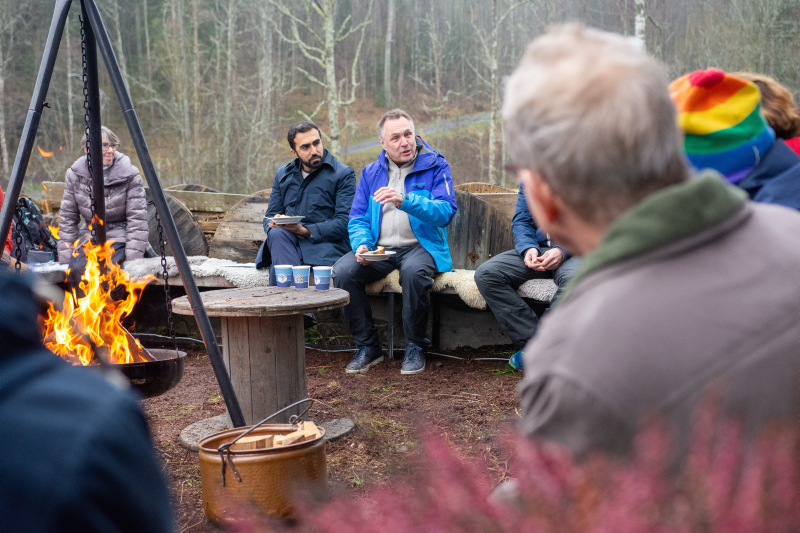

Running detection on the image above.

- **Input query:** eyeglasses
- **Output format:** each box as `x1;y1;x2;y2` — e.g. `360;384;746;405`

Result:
101;142;118;151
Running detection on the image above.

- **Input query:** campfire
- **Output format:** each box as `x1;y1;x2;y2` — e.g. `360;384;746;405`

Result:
42;239;155;365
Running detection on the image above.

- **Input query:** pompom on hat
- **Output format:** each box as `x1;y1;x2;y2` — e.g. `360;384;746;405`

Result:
669;68;775;182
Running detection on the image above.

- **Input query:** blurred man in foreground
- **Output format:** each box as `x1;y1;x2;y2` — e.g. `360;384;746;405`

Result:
0;272;174;532
506;24;800;456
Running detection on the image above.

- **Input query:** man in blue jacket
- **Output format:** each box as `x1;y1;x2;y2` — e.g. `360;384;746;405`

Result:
256;122;356;284
332;109;457;375
474;184;581;371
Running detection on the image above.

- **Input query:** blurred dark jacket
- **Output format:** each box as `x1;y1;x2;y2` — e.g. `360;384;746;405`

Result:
0;272;174;532
736;138;800;211
256;149;356;268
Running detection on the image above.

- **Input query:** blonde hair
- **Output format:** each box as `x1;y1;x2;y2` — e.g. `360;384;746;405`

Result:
734;72;800;140
503;24;688;224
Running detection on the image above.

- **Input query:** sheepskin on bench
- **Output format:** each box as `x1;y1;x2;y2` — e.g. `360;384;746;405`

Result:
125;256;270;289
124;258;559;309
365;268;558;309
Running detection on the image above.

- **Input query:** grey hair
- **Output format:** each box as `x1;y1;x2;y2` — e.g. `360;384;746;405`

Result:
377;109;415;139
503;24;688;224
80;126;119;151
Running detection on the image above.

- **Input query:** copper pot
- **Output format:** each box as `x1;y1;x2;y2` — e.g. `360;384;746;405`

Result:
198;406;327;523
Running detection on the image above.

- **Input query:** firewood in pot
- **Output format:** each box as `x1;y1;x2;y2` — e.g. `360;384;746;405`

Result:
231;435;274;451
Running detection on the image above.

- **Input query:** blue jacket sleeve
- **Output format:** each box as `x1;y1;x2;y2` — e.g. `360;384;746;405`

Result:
512;185;571;259
513;185;546;256
305;168;356;243
263;173;286;234
399;159;457;227
348;170;375;251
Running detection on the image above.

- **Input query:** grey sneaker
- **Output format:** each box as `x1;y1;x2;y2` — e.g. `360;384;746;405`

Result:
345;345;384;374
400;342;426;375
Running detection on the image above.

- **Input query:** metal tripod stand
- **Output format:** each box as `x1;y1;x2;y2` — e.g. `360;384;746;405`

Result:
0;0;246;427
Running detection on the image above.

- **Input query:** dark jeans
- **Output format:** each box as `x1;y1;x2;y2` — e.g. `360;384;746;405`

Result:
332;244;437;347
266;227;305;286
474;248;581;349
67;241;127;299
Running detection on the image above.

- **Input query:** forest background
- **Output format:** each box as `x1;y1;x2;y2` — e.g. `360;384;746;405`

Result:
0;0;797;195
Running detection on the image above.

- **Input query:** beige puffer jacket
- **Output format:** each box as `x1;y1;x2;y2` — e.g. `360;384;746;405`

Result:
57;152;148;264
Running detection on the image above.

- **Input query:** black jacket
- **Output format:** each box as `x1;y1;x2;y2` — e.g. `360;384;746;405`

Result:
0;273;174;532
256;149;356;268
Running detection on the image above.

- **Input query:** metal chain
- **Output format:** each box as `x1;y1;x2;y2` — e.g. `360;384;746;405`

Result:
13;202;23;274
152;203;177;349
79;15;97;243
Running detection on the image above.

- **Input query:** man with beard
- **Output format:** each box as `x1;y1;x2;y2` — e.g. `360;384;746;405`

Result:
256;122;356;285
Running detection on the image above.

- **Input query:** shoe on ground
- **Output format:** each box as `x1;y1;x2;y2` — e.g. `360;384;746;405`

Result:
509;350;524;371
345;344;384;374
401;342;426;375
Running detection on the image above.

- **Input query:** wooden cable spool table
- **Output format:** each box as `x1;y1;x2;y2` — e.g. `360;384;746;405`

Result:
171;286;349;425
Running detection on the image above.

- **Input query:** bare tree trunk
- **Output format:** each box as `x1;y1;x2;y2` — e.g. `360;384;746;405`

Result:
221;0;237;191
110;1;129;90
192;0;201;179
66;15;74;151
488;0;499;184
635;0;646;52
384;0;395;108
144;0;154;119
134;5;144;78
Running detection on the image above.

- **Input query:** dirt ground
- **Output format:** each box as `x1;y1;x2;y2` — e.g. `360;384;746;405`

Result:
143;346;521;532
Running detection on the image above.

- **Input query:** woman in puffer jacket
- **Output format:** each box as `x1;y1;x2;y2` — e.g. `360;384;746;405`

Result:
58;126;148;284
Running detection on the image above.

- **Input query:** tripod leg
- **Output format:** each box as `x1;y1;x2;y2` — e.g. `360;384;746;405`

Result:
0;0;73;257
81;0;246;428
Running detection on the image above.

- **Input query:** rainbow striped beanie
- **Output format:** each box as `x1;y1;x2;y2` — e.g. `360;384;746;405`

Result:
669;68;775;183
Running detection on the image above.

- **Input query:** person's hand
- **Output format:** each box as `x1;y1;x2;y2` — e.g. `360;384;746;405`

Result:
279;223;311;238
535;248;565;271
373;187;404;208
523;248;540;269
355;245;371;265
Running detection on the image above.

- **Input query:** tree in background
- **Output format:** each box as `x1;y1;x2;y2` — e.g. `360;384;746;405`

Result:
267;0;375;159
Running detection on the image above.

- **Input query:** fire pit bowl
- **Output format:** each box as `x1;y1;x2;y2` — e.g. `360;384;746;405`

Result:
115;348;186;398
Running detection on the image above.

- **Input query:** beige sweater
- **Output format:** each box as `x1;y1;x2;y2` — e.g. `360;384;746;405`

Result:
377;155;418;249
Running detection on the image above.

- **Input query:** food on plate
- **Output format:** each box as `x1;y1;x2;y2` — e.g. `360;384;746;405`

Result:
363;246;386;255
273;214;291;218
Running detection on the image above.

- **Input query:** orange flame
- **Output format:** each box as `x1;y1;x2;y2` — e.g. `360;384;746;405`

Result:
42;239;155;365
48;225;59;239
37;146;53;157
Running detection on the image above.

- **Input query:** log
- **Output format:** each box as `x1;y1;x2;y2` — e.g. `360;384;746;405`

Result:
166;183;223;193
145;189;208;257
446;190;515;270
209;189;272;264
455;182;516;194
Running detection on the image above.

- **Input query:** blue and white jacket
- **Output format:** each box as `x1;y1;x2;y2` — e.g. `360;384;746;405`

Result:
348;136;457;272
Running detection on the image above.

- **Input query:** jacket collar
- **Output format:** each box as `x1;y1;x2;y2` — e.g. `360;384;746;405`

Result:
72;152;137;185
378;135;438;174
737;139;797;191
556;171;747;306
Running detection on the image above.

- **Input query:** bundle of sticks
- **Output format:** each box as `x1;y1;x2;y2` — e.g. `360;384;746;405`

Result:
230;421;322;451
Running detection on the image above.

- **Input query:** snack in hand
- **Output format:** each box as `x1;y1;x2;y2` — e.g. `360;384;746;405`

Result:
274;214;290;218
363;246;386;255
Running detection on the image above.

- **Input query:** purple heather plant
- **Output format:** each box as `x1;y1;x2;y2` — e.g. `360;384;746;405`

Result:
225;410;799;533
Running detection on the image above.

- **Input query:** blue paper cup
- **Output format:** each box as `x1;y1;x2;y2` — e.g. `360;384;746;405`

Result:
292;265;310;289
274;265;294;288
313;266;332;290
